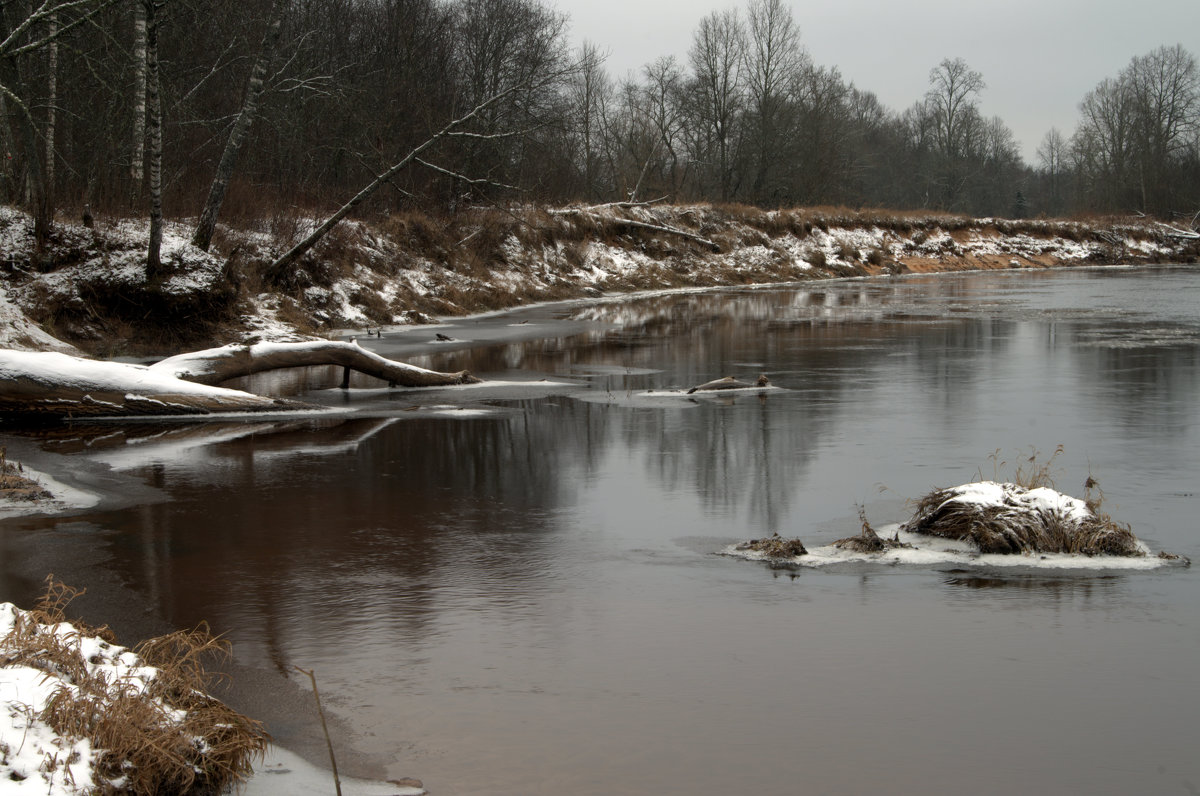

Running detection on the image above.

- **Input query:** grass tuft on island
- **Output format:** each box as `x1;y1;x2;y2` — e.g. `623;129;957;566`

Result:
1;578;269;795
734;449;1187;565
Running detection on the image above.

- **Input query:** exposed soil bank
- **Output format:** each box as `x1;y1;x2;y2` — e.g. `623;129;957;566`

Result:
2;203;1197;357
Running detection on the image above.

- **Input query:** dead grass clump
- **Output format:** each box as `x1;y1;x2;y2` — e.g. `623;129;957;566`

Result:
901;484;1145;557
2;577;269;795
736;532;808;558
0;447;52;501
833;507;912;553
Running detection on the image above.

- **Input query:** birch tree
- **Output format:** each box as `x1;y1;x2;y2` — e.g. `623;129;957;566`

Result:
191;0;287;251
0;0;120;249
144;0;164;276
130;2;147;198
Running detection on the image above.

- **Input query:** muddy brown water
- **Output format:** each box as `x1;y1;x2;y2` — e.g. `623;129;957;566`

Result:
2;266;1199;795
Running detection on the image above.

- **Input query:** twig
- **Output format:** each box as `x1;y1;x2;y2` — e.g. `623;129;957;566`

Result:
293;666;342;796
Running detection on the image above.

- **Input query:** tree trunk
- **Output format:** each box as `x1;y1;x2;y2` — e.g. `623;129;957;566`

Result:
1;342;481;421
152;340;480;387
268;84;523;274
191;0;286;252
0;8;51;252
43;11;56;201
130;2;147;199
144;0;163;276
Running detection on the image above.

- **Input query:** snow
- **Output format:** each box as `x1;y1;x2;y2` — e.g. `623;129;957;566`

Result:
0;603;426;796
0;350;269;400
0;465;99;520
0;604;154;795
724;480;1175;570
723;525;1168;571
0;286;79;354
936;480;1094;522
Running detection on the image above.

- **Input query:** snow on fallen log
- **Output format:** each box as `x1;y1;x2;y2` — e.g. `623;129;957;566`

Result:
0;349;298;418
152;339;480;388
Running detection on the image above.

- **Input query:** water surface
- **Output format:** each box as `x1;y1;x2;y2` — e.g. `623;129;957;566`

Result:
2;266;1199;795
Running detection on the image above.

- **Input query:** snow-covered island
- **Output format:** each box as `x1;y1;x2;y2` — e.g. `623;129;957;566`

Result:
731;481;1189;570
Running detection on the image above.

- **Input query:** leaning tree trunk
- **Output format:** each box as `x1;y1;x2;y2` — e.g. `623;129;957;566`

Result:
191;0;286;252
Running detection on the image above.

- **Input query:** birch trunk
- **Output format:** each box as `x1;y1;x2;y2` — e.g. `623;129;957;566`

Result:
130;2;147;197
191;0;286;252
144;0;163;276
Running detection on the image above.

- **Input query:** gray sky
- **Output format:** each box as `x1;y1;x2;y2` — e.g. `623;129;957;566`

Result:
553;0;1200;163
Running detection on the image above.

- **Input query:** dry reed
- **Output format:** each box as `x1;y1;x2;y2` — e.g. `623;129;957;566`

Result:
1;577;270;795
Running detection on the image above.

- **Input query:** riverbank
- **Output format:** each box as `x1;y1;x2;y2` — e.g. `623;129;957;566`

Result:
2;203;1197;358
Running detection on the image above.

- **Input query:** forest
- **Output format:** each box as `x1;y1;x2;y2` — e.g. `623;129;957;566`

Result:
2;0;1199;248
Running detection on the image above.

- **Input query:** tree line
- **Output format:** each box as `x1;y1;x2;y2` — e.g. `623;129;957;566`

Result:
2;0;1198;255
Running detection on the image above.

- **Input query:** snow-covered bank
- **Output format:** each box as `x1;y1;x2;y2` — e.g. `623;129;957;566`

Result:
2;203;1196;356
0;594;270;795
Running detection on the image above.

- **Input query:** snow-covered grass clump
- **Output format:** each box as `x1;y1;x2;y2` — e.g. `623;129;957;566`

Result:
727;473;1188;571
1;581;269;795
901;481;1147;556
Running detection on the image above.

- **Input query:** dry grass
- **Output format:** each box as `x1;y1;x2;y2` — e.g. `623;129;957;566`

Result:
904;449;1146;557
0;447;52;501
735;533;809;558
2;577;269;796
901;488;1145;556
833;506;912;553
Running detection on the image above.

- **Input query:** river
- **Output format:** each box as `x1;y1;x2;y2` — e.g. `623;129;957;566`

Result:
2;265;1199;795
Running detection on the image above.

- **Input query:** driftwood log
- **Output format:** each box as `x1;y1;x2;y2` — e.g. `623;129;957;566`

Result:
152;340;480;388
687;374;770;394
0;341;481;420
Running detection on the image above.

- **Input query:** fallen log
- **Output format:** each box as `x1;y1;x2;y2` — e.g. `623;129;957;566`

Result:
152;340;480;387
687;374;770;394
1;341;481;421
0;350;300;419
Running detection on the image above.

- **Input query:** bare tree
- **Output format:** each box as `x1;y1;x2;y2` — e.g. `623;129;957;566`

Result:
567;40;609;199
744;0;806;202
1124;44;1198;214
641;55;687;197
0;0;120;249
687;8;746;201
926;57;985;159
1037;127;1067;213
191;0;287;251
1072;77;1136;211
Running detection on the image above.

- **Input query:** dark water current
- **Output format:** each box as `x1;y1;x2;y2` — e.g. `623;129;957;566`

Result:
2;266;1199;795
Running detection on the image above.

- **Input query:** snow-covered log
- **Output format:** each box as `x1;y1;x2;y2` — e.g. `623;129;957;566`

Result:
152;340;480;387
0;350;301;418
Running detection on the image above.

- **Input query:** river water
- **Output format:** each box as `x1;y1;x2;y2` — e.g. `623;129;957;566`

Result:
2;266;1199;795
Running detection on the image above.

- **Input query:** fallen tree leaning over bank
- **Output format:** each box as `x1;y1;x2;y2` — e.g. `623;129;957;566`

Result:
0;341;480;420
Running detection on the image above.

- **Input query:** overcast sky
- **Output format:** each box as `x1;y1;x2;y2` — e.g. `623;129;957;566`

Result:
552;0;1200;163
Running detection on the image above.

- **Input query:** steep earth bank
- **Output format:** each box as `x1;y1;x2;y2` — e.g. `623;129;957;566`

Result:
2;202;1197;357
